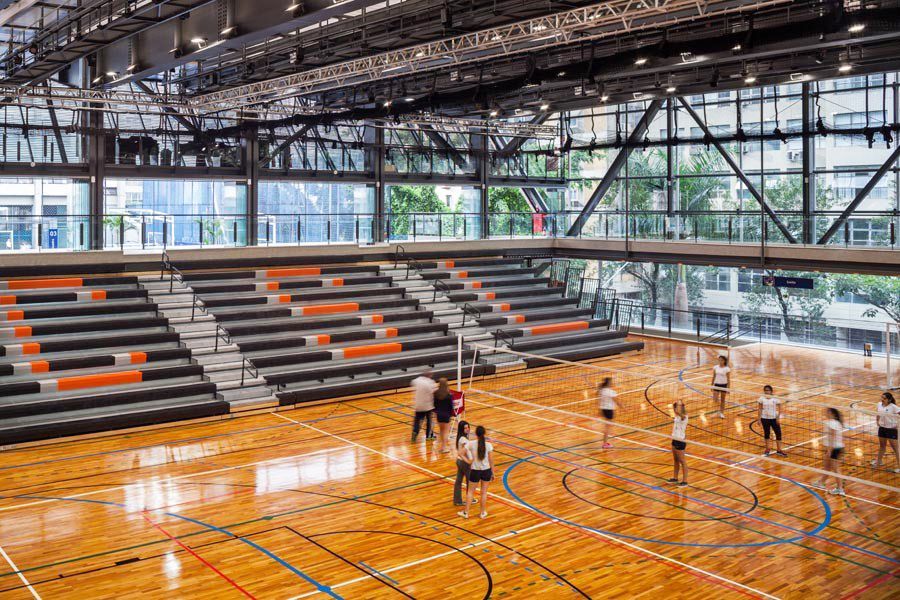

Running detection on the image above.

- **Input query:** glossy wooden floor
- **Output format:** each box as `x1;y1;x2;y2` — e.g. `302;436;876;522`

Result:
0;338;897;599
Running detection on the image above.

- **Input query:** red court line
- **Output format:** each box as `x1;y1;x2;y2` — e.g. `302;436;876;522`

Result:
839;568;900;600
141;511;257;599
284;416;763;599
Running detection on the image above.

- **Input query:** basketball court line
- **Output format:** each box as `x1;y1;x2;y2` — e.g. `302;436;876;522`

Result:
0;445;352;513
463;390;900;506
0;544;40;600
523;385;648;414
287;521;554;600
272;412;780;599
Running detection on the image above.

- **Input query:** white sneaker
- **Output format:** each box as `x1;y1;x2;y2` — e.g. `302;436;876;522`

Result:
717;412;725;419
457;510;468;519
829;487;846;497
871;459;882;467
479;511;488;519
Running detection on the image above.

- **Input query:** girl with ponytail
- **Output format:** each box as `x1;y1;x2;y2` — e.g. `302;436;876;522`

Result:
458;425;493;520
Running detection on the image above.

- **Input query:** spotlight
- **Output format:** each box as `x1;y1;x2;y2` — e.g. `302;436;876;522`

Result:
744;75;757;84
221;26;236;36
404;97;415;103
634;57;647;66
838;64;852;73
383;99;392;107
540;103;550;111
489;109;499;117
732;44;742;52
600;94;609;102
190;37;206;45
848;24;865;33
105;71;117;77
285;3;300;11
665;86;677;93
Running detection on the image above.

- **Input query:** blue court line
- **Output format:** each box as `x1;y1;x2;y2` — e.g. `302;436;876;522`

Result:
359;561;400;585
496;436;832;549
6;493;342;598
502;439;900;565
0;404;401;472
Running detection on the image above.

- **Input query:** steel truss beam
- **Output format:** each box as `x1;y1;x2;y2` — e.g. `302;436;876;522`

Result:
259;124;314;168
419;125;468;171
817;143;900;245
193;0;793;111
567;99;663;237
676;97;798;244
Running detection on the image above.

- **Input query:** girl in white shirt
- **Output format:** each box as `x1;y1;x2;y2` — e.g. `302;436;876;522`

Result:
669;401;689;486
453;420;473;506
598;377;619;449
813;407;845;496
710;356;731;418
458;425;494;520
873;392;899;473
757;384;787;457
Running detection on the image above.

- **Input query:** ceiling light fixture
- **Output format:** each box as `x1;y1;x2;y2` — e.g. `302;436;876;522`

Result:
105;71;117;77
286;3;300;11
600;94;609;102
838;64;852;73
383;100;392;107
221;26;235;35
190;37;206;45
634;57;647;66
540;103;550;111
404;97;415;102
665;85;676;93
744;75;757;84
489;109;498;117
848;23;865;33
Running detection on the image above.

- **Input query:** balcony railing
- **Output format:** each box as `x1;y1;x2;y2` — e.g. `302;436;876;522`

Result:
0;210;895;252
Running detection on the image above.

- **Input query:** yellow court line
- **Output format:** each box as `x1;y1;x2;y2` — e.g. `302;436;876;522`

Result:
272;412;780;600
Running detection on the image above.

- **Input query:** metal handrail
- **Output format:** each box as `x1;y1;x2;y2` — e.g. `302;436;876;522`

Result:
393;244;407;268
214;323;232;352
493;328;517;349
461;303;482;328
241;357;259;386
432;278;452;302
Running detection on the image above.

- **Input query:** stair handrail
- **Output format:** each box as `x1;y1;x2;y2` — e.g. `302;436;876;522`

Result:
240;356;259;386
393;244;407;268
461;302;481;328
214;323;232;352
406;257;428;278
432;278;452;302
492;327;517;349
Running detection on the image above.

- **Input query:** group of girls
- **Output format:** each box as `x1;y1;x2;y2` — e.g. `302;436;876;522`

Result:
453;420;493;520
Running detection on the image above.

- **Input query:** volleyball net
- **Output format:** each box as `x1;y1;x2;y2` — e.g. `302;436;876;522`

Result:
459;341;898;492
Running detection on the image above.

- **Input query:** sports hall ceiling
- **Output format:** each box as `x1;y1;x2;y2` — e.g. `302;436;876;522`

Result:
1;0;899;123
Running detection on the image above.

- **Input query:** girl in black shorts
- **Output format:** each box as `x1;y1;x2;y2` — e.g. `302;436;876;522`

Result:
873;392;899;473
458;425;494;520
813;407;845;496
433;378;454;453
669;401;689;486
757;385;787;456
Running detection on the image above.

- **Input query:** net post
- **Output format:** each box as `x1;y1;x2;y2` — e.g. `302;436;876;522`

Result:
457;334;463;391
887;321;893;390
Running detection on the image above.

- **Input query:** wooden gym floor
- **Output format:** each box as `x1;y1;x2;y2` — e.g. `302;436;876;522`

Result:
0;338;897;599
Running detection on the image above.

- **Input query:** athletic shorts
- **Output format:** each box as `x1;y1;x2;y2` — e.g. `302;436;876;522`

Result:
602;409;615;420
435;411;452;424
468;468;493;483
829;447;845;460
761;418;782;440
878;427;898;440
714;382;728;389
671;440;687;451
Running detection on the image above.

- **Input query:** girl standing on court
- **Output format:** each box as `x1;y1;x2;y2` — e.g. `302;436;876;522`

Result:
453;420;473;506
670;401;689;486
433;378;454;453
459;425;493;520
599;377;619;449
873;392;899;473
711;356;731;418
758;384;787;457
813;407;845;496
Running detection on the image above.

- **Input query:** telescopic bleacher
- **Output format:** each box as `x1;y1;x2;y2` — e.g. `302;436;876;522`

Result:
0;252;642;445
0;275;226;445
